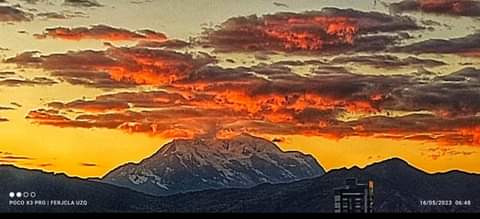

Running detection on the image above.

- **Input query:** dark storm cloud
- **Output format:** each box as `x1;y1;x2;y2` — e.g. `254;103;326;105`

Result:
25;108;111;129
23;63;414;139
63;0;102;7
382;67;480;117
4;46;215;88
200;7;421;53
393;32;480;56
23;64;480;145
50;70;137;89
0;5;33;22
26;106;253;139
19;0;45;4
4;50;137;88
390;0;480;17
348;114;480;146
47;99;130;112
34;25;168;42
6;7;477;146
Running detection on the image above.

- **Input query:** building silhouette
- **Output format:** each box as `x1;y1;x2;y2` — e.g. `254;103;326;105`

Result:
334;178;374;213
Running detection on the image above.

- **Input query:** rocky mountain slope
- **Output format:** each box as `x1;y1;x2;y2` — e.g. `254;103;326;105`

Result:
102;134;325;196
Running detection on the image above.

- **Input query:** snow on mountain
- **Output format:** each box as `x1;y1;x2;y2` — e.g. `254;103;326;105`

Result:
102;134;325;196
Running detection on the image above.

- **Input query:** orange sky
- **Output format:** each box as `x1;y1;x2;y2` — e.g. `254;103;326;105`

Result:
1;0;480;178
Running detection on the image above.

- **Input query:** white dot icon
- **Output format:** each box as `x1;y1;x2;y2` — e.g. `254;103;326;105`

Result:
9;192;15;198
16;192;22;198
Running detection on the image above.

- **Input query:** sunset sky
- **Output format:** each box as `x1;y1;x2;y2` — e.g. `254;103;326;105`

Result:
1;0;480;178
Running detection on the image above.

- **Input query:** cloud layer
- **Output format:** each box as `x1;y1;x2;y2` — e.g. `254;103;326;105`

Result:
63;0;103;7
0;6;33;22
0;71;58;86
5;47;215;88
19;50;480;146
35;25;168;42
3;5;479;153
390;0;480;17
394;32;480;56
200;7;421;53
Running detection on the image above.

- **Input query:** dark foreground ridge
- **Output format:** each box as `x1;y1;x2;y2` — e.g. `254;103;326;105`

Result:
1;157;479;213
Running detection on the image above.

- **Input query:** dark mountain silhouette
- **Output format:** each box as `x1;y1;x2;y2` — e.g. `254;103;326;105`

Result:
165;158;480;213
1;158;479;212
102;134;325;196
0;165;171;213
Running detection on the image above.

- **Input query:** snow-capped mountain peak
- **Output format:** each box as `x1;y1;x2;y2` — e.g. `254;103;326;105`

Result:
102;134;325;196
155;134;282;157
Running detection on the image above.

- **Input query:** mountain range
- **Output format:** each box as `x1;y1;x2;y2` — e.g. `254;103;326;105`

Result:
1;136;479;213
164;158;480;213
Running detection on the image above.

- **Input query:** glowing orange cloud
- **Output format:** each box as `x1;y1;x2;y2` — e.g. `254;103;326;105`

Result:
5;47;215;88
119;122;198;139
26;109;72;125
262;16;358;50
172;82;380;120
35;25;168;42
202;7;420;53
7;36;480;149
25;99;480;149
104;47;203;85
456;126;480;146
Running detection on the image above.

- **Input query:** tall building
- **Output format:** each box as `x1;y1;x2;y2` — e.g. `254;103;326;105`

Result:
334;178;374;213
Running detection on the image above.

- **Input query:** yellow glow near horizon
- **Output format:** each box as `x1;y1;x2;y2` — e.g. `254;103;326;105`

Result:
1;0;480;179
0;118;169;177
0;82;168;177
2;117;480;178
277;135;480;174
